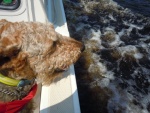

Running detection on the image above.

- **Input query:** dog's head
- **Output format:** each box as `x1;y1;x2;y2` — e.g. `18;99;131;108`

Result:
0;19;84;84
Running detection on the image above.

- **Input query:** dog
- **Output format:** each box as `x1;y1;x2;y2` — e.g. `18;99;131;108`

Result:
0;19;84;113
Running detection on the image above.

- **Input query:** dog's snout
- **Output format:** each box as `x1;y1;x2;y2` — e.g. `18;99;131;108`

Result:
81;44;85;52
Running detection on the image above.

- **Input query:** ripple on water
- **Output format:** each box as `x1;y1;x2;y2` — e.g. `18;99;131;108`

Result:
64;0;150;113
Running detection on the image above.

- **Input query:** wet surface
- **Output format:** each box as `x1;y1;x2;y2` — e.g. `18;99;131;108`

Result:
114;0;150;17
64;0;150;113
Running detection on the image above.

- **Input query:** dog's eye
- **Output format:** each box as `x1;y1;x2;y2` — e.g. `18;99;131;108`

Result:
53;41;57;46
55;68;66;72
0;56;11;66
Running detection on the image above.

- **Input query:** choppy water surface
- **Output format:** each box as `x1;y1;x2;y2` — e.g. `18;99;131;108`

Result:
64;0;150;113
114;0;150;17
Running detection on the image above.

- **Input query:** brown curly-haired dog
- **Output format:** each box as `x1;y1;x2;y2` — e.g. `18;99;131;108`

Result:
0;19;84;113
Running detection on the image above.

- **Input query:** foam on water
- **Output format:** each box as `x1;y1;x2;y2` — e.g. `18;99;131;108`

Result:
64;0;150;113
90;29;101;44
109;34;123;47
134;53;143;59
117;45;141;57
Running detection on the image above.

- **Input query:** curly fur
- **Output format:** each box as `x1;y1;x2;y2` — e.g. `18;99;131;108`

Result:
0;19;83;112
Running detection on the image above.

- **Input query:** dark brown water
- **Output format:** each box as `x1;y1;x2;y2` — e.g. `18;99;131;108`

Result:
114;0;150;17
64;0;150;113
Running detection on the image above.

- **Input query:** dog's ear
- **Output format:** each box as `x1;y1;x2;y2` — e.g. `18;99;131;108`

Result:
0;20;22;57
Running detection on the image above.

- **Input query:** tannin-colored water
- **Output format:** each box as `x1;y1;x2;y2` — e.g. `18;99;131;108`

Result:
64;0;150;113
